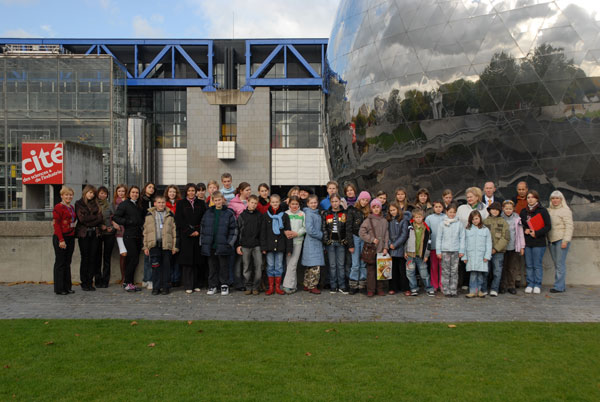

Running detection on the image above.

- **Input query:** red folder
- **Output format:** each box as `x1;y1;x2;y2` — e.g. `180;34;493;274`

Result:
527;213;545;232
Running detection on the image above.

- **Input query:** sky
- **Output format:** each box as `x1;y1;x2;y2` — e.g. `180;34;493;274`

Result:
0;0;340;39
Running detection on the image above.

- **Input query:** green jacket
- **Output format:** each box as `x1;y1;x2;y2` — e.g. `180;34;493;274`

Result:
483;215;510;253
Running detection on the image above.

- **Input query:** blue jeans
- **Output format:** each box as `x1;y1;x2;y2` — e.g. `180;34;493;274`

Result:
469;271;486;294
406;256;433;292
266;252;284;277
525;246;546;288
143;254;152;282
488;252;505;292
326;242;346;290
549;240;570;292
349;235;367;281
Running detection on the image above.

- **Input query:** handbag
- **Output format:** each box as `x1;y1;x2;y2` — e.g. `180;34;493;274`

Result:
360;217;378;264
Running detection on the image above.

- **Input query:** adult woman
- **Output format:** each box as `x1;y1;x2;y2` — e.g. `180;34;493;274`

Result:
165;185;182;286
519;190;552;294
228;182;251;218
52;186;77;295
96;186;119;288
413;188;434;217
75;185;103;291
113;184;128;284
165;185;181;214
140;182;156;288
113;186;145;292
456;187;489;291
175;183;206;293
547;190;573;293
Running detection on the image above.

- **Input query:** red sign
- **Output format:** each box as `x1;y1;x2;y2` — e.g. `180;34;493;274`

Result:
22;142;64;185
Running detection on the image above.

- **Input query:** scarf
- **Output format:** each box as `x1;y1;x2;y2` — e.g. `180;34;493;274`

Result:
346;196;357;207
443;217;458;226
268;209;284;235
97;198;109;212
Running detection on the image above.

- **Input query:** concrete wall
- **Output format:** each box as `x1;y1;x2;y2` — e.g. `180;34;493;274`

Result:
272;148;330;186
187;87;270;190
157;148;188;185
1;221;600;286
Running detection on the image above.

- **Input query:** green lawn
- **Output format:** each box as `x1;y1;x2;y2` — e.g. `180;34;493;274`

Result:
1;320;599;401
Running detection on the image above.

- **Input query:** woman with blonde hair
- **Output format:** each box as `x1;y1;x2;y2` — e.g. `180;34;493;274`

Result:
52;186;77;295
547;190;573;293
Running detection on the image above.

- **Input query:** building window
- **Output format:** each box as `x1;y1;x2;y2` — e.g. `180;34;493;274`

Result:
221;106;237;141
271;90;321;148
154;90;187;148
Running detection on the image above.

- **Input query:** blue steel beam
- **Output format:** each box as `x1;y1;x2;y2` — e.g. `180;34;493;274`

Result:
287;44;320;78
85;45;96;55
139;45;172;79
100;45;133;78
174;45;208;79
251;44;283;79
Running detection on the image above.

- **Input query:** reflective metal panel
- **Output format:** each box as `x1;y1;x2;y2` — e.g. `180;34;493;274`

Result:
326;0;600;219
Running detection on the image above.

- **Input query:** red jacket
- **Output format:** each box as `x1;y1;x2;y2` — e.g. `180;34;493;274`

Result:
53;203;76;242
166;199;179;214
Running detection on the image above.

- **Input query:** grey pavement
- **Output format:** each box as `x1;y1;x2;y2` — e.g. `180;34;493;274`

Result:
1;284;599;322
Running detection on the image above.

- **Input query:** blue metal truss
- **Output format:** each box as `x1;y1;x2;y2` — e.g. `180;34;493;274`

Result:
0;38;327;90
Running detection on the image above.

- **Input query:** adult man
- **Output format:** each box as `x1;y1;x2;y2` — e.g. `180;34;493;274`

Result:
483;181;504;206
512;181;528;215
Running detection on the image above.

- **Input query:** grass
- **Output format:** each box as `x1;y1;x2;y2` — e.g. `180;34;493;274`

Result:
1;320;599;401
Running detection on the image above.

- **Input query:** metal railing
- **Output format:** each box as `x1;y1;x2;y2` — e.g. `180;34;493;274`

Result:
2;44;67;54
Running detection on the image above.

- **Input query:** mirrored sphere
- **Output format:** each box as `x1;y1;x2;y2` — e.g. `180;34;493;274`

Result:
326;0;600;219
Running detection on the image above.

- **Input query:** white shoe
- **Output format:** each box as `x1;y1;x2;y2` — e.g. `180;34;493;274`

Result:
533;287;541;294
206;287;217;295
141;281;147;287
461;286;468;291
147;282;153;290
221;285;229;296
525;286;533;294
489;290;498;297
193;288;201;292
185;289;193;294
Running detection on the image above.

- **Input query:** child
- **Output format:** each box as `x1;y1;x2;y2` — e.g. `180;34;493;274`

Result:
164;184;182;287
322;194;348;294
143;196;178;295
344;183;358;207
359;198;390;297
435;203;465;297
463;210;492;298
52;186;77;295
387;202;410;295
229;182;251;218
112;184;128;284
260;194;293;295
165;185;181;214
425;200;447;292
237;195;263;295
500;200;525;294
394;187;410;214
298;186;310;210
320;180;347;210
196;183;206;201
413;188;434;217
442;189;453;210
346;191;371;294
200;191;237;296
376;190;388;216
257;183;271;214
404;208;434;296
302;194;324;294
483;202;510;296
282;196;306;294
220;172;235;203
205;180;219;207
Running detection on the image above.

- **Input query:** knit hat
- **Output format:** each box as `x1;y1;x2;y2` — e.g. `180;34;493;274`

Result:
370;198;382;209
487;201;502;213
357;191;372;202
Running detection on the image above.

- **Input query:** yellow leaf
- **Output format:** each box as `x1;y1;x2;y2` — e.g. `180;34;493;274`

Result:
75;334;80;337
44;322;49;325
147;343;156;347
187;321;193;325
130;321;138;326
45;341;54;346
448;324;457;328
305;352;312;356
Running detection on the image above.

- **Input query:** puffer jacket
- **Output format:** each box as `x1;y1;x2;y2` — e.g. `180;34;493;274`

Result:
322;208;348;245
75;198;103;238
200;206;237;256
113;199;145;238
359;214;390;254
388;211;410;257
346;205;368;244
405;221;431;259
462;226;492;272
142;208;178;252
435;217;465;254
502;212;526;252
425;212;446;250
548;205;574;244
301;207;325;267
483;215;511;253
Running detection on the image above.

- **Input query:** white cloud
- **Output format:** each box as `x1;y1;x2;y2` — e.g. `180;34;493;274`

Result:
132;15;165;38
187;0;340;38
40;24;55;37
1;28;36;37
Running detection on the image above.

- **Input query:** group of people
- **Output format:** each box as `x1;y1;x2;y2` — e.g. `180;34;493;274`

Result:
52;175;574;299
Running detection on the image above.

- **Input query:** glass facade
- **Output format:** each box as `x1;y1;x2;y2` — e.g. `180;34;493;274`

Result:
0;55;126;210
271;90;322;148
326;0;600;220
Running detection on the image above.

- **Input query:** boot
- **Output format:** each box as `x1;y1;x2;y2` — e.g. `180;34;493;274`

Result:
265;277;275;296
275;277;285;295
119;255;126;284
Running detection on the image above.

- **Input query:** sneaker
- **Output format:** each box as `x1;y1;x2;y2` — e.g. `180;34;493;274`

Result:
465;293;476;298
478;291;486;298
206;288;217;295
194;288;201;292
244;289;252;295
147;282;153;290
388;290;396;295
533;287;541;294
461;285;469;291
550;288;563;293
410;290;419;296
404;290;412;296
367;291;374;297
252;289;260;295
221;285;229;296
186;289;194;294
489;290;498;297
141;281;147;288
427;290;435;297
525;286;533;294
283;287;296;294
330;288;338;294
349;288;358;295
309;288;321;294
508;288;517;295
125;283;136;292
151;289;160;295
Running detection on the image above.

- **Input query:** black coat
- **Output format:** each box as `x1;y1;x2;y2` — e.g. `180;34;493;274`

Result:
175;198;206;265
519;204;552;248
322;208;348;245
238;208;263;248
346;205;367;243
200;206;237;256
112;199;145;238
260;207;293;253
